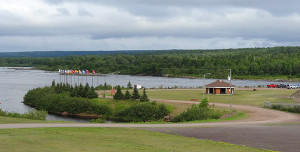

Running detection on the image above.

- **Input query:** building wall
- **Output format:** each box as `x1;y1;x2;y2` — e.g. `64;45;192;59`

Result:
206;88;234;95
227;88;230;94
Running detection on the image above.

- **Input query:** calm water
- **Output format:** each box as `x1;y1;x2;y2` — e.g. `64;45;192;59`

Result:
0;67;299;121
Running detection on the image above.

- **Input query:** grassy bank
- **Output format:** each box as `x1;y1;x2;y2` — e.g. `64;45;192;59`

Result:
0;116;72;124
0;127;269;152
146;89;297;106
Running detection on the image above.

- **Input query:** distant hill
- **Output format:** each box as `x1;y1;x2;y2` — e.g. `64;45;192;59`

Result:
0;50;160;57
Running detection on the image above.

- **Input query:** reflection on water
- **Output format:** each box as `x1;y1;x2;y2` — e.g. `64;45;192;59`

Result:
0;67;299;121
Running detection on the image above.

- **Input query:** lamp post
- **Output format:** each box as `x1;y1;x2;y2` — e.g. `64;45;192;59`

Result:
227;69;232;113
203;73;211;99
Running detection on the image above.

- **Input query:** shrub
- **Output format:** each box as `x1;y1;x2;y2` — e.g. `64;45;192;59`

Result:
22;110;48;120
199;97;209;108
114;102;170;122
171;98;222;122
90;118;105;123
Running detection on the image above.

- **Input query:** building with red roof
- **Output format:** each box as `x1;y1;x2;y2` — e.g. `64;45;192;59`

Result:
205;80;236;95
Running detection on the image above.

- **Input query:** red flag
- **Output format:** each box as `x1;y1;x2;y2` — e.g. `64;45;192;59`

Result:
92;70;95;74
86;70;89;73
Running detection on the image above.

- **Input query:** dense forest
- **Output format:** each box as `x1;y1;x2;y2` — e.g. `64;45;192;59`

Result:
1;47;300;79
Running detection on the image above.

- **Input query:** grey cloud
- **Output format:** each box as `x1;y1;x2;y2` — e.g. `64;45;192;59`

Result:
44;0;64;5
77;9;92;17
0;0;300;51
57;8;70;16
46;0;300;16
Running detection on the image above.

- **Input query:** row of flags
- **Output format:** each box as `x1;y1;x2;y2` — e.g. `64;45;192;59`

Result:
59;69;96;74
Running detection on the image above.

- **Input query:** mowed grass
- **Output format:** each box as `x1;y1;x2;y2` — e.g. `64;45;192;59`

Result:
0;116;73;124
147;89;297;106
0;127;269;152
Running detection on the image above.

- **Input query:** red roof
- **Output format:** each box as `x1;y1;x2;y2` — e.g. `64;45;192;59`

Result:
205;80;236;88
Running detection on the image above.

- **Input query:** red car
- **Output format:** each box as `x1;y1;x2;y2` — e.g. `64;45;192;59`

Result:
267;84;277;88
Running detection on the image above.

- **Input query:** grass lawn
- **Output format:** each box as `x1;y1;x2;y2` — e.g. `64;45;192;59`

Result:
0;116;73;124
146;89;297;106
0;127;269;152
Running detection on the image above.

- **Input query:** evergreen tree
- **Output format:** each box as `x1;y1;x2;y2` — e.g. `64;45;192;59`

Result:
113;85;123;100
140;88;149;102
124;90;131;100
87;86;98;99
61;83;66;93
127;81;132;89
51;80;55;87
55;83;60;93
83;83;90;98
74;85;79;97
78;83;84;97
70;85;74;92
131;85;140;99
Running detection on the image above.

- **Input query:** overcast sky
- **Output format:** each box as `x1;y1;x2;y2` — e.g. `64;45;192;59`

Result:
0;0;300;52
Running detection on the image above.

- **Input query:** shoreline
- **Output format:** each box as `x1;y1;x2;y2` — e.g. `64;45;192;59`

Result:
2;66;300;82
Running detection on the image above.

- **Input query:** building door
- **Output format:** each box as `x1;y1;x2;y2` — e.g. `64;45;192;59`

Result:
209;88;214;94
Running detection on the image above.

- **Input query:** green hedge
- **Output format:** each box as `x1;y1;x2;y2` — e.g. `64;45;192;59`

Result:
114;101;169;122
24;87;112;117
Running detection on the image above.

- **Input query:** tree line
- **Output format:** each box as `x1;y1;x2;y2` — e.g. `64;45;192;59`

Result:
1;46;300;79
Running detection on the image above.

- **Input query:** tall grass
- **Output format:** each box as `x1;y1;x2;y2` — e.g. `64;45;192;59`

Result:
264;102;300;113
0;109;48;120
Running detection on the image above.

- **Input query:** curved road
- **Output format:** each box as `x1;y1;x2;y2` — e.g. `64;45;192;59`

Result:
1;98;299;129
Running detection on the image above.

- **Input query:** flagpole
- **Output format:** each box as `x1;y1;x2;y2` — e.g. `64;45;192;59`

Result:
86;71;87;85
71;74;72;86
92;75;94;86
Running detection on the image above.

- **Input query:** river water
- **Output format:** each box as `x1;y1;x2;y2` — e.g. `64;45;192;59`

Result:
0;67;299;121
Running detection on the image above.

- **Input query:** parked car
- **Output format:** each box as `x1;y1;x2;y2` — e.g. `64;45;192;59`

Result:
267;84;277;88
277;84;287;88
287;84;299;89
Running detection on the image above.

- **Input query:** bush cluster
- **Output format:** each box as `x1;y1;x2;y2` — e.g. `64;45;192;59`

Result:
0;109;48;120
24;87;112;117
23;81;170;122
171;98;222;122
114;101;169;122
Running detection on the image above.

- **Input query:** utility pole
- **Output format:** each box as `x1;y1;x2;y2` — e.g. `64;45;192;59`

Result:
203;73;211;99
227;69;232;113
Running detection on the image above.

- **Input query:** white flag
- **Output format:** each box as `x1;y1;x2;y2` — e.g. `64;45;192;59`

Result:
228;76;231;80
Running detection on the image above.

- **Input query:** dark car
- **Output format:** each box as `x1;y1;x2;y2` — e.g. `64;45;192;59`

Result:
277;84;287;88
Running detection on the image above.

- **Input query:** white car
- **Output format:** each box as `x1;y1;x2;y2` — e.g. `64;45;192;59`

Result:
287;84;299;89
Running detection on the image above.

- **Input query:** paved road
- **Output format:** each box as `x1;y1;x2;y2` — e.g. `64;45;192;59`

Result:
143;124;300;152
